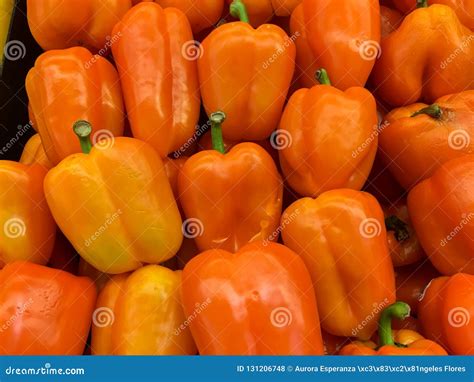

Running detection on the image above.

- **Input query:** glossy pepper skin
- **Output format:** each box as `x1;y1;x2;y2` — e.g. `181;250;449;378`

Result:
19;134;52;169
26;47;124;165
181;242;324;355
278;69;378;197
44;121;183;274
372;3;474;106
178;112;282;252
392;0;474;30
407;155;474;275
27;0;132;51
384;202;425;267
339;302;448;355
379;91;474;190
112;2;200;158
419;273;474;355
198;2;295;141
92;265;196;355
281;189;396;339
290;0;380;90
0;161;56;266
0;261;96;355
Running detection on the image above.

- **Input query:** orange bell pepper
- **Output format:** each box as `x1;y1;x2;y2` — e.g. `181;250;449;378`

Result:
339;302;448;355
372;1;474;106
379;91;474;190
281;189;396;339
111;2;200;158
44;121;183;274
27;0;132;51
198;1;295;141
26;47;124;165
392;0;473;29
290;0;380;90
181;242;324;355
278;69;378;197
0;261;96;355
19;133;52;169
380;5;404;36
395;261;440;315
92;265;196;355
407;155;474;275
419;273;474;355
178;112;282;252
384;201;425;267
0;161;56;266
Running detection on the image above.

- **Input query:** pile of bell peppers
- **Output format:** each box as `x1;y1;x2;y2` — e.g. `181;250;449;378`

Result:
0;0;472;356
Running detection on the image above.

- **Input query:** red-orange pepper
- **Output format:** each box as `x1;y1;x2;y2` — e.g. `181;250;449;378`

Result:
419;273;474;355
0;161;56;266
26;47;124;165
380;5;404;36
178;112;282;252
339;302;448;355
290;0;380;90
181;242;324;355
407;155;474;275
198;1;295;141
0;261;96;355
112;2;200;158
372;1;474;106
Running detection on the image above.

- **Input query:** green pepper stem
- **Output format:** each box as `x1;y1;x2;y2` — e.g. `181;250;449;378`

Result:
417;0;428;8
210;111;226;154
316;68;331;86
73;120;93;154
230;0;250;23
411;104;441;118
385;215;410;242
378;302;411;347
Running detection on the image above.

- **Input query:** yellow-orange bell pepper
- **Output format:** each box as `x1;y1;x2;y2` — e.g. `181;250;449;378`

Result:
92;265;196;355
19;134;52;169
0;161;56;266
281;189;396;339
27;0;132;51
111;2;200;158
44;121;183;274
26;47;124;165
